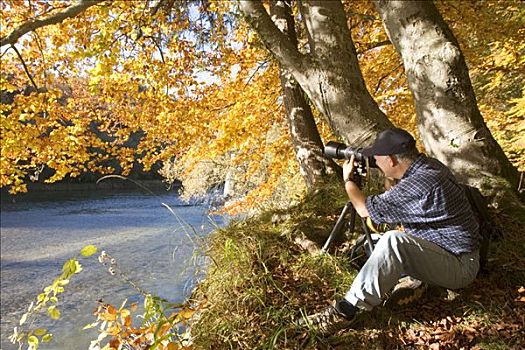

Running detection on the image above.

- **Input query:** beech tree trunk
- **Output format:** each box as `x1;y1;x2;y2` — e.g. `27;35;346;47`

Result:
373;0;519;194
269;1;340;188
239;0;393;148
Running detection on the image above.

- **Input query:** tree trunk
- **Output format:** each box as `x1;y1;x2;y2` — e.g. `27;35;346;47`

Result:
373;0;520;195
239;0;392;147
269;1;340;188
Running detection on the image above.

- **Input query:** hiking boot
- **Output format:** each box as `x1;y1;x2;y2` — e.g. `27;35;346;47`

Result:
297;302;355;335
385;276;427;307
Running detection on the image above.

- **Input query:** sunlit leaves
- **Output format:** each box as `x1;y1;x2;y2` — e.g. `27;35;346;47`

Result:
1;0;522;204
1;0;215;193
87;297;206;350
1;0;297;209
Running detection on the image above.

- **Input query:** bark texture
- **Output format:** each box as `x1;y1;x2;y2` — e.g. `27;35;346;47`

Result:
374;0;519;192
269;1;340;188
239;0;392;148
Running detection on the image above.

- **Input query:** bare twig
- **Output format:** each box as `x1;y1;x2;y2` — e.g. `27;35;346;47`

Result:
245;59;270;86
374;63;403;93
96;174;156;195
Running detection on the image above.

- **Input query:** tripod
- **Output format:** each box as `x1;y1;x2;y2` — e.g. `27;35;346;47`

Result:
320;167;376;255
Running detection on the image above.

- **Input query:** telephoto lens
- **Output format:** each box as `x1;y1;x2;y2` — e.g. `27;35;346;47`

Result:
323;141;376;168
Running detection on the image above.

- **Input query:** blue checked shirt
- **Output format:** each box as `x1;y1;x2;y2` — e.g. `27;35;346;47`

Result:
365;155;479;255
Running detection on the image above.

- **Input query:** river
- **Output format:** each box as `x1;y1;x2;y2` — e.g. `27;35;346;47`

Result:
0;187;225;349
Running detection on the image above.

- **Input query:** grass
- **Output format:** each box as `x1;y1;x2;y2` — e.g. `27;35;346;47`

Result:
189;184;525;349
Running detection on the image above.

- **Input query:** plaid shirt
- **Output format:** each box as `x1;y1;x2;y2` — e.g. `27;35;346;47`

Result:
366;155;479;255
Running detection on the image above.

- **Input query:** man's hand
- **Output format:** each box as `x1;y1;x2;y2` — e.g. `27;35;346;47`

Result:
342;155;356;182
344;176;370;217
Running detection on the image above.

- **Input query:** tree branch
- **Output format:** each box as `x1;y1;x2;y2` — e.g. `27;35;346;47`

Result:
32;31;48;85
356;39;391;55
11;45;39;90
150;0;165;17
244;59;270;86
374;63;402;93
0;0;105;47
237;0;306;72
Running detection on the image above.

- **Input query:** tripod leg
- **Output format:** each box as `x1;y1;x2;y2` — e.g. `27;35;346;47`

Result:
349;207;357;234
321;202;353;253
360;216;375;252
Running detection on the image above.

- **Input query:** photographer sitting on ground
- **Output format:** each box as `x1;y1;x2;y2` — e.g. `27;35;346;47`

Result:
301;128;480;335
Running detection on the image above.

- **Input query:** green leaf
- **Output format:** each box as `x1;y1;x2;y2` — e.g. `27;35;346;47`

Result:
42;333;53;343
62;259;75;275
62;259;83;277
80;245;97;257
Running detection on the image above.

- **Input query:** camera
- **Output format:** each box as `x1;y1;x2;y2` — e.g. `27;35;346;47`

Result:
323;141;377;168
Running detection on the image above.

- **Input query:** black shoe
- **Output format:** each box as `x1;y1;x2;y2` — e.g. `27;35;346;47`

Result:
385;276;427;307
297;302;355;335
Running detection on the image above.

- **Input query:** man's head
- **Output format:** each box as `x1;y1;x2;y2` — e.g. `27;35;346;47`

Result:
362;128;416;157
362;128;419;179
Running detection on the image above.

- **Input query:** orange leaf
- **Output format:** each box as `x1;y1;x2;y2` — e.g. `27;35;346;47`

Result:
178;308;195;320
109;338;120;349
107;305;118;315
166;342;179;350
124;314;132;327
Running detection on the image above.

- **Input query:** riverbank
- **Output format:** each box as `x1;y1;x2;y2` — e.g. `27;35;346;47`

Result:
189;185;525;349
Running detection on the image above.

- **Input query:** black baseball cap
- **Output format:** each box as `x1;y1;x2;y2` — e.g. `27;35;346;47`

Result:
362;128;416;157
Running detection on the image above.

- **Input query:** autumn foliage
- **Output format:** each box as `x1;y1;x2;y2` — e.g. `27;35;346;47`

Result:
1;0;523;209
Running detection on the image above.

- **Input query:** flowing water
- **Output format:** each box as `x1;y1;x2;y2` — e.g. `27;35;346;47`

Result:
0;187;225;349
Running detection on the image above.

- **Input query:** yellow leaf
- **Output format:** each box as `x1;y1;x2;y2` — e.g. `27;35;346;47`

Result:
34;328;47;336
47;305;61;320
80;245;97;257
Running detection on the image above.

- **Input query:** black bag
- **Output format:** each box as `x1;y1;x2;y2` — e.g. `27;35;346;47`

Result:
461;184;501;272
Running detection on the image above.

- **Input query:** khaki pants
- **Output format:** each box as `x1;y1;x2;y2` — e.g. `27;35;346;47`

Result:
345;230;479;311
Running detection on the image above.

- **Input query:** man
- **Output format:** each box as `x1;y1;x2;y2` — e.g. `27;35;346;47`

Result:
302;128;480;335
